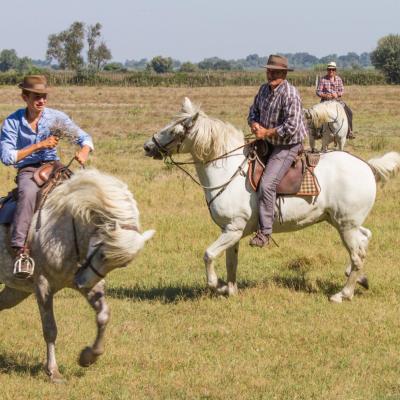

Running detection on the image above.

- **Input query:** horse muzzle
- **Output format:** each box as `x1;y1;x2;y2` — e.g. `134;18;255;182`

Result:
143;141;163;159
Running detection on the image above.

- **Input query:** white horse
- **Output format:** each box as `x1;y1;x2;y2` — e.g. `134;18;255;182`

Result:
144;97;400;303
304;100;348;151
0;169;154;382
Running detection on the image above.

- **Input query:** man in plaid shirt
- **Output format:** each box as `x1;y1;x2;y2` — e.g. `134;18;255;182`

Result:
316;61;354;139
248;55;307;248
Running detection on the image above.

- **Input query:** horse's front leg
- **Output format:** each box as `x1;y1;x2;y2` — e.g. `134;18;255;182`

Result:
225;242;239;296
35;276;63;383
204;229;242;296
78;279;110;367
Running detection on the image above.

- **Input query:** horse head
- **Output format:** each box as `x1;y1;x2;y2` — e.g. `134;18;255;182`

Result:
74;224;155;289
45;169;155;289
144;97;200;159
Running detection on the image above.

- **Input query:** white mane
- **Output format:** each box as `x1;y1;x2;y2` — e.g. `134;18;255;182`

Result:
177;98;245;162
307;101;344;129
46;169;143;264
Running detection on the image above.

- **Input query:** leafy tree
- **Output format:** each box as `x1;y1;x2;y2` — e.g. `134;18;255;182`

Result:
371;34;400;83
125;58;148;70
87;23;112;70
92;42;112;70
17;57;33;73
149;56;173;73
179;62;198;72
103;62;126;72
0;49;19;71
47;21;85;70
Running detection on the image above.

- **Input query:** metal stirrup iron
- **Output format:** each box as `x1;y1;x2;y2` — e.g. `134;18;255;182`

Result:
13;252;35;279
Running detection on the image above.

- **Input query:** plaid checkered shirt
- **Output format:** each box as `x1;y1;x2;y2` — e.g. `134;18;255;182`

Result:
248;80;307;145
316;75;344;98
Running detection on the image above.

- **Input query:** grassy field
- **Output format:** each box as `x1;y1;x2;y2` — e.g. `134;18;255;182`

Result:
0;85;399;399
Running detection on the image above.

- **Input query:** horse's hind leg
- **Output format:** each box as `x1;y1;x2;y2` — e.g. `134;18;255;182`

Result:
204;229;243;295
331;227;370;303
0;286;31;310
78;279;109;367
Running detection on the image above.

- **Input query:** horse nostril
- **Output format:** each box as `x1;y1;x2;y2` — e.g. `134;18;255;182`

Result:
144;144;150;152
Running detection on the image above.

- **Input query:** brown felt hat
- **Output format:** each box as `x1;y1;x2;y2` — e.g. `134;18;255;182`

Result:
18;75;50;94
263;55;293;71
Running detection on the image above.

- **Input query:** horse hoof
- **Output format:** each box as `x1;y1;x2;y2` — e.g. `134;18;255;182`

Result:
79;346;98;367
357;276;369;290
329;293;343;303
47;369;65;384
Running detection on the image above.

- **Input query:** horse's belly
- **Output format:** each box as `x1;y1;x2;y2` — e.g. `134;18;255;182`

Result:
272;196;326;233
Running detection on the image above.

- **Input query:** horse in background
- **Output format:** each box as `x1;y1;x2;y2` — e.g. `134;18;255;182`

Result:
144;97;400;303
304;100;348;151
0;169;154;382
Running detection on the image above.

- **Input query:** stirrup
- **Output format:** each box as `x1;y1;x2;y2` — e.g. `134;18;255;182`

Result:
13;253;35;279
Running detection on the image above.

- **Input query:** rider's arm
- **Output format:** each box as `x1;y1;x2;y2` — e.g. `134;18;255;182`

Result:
276;93;305;139
16;137;59;162
0;117;19;166
336;76;344;98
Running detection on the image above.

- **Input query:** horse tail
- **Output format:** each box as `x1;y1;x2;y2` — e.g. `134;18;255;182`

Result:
368;151;400;184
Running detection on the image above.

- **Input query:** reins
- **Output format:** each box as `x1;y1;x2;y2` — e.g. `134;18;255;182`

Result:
154;134;256;207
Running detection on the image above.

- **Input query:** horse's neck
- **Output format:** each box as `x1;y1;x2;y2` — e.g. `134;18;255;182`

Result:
192;148;246;189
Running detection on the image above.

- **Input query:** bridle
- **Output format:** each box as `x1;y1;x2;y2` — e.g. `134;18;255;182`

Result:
150;121;255;208
73;220;138;280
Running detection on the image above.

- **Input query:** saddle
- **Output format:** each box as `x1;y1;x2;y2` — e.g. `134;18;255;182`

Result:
247;140;321;196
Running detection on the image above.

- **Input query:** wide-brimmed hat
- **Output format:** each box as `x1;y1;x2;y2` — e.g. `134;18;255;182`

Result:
327;61;337;69
18;75;50;94
263;55;293;71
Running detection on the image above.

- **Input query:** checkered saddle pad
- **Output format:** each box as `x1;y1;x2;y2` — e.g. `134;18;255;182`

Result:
247;141;321;197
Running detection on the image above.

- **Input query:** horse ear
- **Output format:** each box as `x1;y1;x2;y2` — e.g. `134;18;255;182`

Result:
182;97;194;113
303;109;311;119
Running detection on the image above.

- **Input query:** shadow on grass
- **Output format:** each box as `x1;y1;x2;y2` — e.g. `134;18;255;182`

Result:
107;285;207;303
272;273;342;297
107;281;259;303
0;352;42;377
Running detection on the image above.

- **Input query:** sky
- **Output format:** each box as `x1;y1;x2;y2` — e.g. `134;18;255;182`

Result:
1;0;399;63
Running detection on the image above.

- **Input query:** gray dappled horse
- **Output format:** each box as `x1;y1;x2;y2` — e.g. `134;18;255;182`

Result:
0;169;154;382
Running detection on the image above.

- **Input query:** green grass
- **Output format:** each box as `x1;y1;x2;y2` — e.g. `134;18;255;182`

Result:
0;85;399;399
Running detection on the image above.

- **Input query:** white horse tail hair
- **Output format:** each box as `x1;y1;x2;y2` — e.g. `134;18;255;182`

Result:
368;151;400;184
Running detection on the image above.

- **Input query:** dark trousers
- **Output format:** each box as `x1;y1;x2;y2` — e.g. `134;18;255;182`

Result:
11;170;40;248
257;143;302;235
342;103;353;132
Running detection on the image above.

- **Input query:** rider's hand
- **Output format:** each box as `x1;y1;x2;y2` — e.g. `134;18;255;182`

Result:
250;122;261;134
252;125;276;139
332;93;338;99
75;146;91;166
39;135;59;150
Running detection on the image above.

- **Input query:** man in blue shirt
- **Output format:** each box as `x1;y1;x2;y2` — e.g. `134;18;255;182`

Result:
0;75;94;278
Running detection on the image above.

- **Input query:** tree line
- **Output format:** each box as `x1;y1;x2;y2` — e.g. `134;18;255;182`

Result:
0;21;399;84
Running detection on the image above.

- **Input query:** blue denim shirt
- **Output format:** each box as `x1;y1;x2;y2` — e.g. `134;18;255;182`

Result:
0;107;94;168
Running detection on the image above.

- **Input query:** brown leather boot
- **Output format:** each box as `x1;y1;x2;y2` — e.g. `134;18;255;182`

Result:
249;231;270;248
13;247;35;279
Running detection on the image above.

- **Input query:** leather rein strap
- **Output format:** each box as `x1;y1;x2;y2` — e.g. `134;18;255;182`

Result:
73;219;138;279
151;128;256;207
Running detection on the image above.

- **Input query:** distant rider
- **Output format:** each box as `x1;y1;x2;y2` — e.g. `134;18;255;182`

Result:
316;61;355;139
